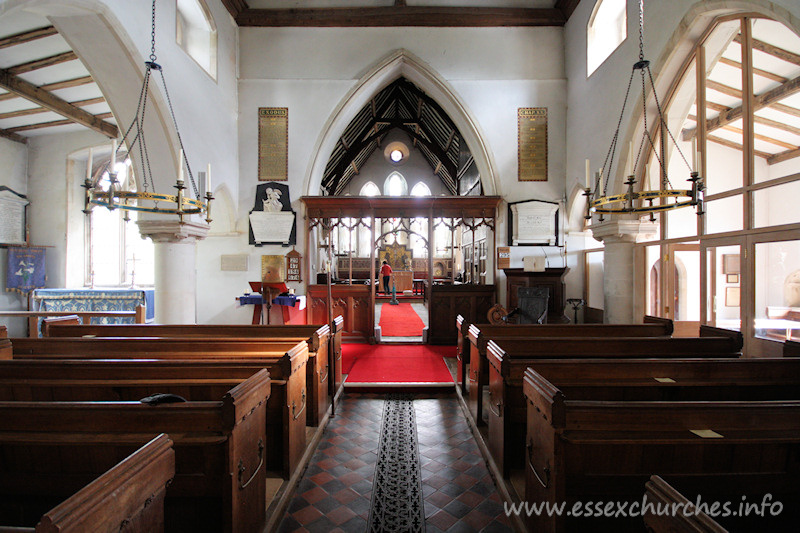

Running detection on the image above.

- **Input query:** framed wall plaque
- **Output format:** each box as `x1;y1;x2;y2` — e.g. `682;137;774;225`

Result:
0;187;29;246
258;107;288;181
285;249;302;282
517;107;548;182
261;255;286;283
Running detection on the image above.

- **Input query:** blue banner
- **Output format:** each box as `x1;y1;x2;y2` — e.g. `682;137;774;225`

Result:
6;247;46;295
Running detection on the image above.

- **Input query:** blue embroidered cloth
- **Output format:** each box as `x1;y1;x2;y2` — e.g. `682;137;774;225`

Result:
32;289;155;329
6;247;46;294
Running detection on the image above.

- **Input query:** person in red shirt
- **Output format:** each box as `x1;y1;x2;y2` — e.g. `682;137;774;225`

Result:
380;260;393;294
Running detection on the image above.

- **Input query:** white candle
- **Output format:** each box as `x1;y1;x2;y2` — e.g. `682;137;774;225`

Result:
205;163;211;193
110;139;117;169
86;147;93;181
626;141;633;176
691;137;697;171
585;159;591;189
177;149;184;184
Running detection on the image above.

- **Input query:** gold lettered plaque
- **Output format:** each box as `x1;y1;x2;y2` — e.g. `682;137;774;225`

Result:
285;249;302;282
258;108;288;181
261;255;286;283
518;107;548;182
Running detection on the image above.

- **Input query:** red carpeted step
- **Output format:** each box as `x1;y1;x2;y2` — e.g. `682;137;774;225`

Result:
378;302;425;336
342;344;455;383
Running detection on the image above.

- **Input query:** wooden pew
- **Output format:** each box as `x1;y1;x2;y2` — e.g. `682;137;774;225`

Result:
643;476;727;533
41;321;332;427
785;340;800;357
0;370;270;533
455;315;470;394
0;434;174;533
486;337;743;477
331;315;344;400
465;319;678;425
523;368;800;532
8;337;307;479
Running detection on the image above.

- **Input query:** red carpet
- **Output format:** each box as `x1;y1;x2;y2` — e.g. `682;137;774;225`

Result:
342;344;455;383
379;302;425;336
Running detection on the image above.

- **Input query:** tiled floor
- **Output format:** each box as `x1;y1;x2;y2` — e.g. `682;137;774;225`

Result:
277;393;512;533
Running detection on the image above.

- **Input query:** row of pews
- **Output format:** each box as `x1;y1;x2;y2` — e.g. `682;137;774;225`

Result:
455;315;800;532
0;316;344;533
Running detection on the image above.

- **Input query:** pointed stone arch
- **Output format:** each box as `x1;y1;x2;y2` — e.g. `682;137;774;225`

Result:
303;49;499;196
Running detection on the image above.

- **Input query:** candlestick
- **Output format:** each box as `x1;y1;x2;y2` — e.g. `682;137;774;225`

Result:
585;159;591;189
206;163;211;193
177;148;184;184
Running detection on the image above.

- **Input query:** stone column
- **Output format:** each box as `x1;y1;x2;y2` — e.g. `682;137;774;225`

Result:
137;220;209;324
590;218;658;324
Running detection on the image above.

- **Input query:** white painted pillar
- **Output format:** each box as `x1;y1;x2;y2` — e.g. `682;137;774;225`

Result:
590;218;658;324
137;220;209;324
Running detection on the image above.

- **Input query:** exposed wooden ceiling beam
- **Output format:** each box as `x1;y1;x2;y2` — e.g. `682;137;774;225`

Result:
719;123;797;150
555;0;581;21
0;69;117;138
221;0;249;20
685;76;800;137
0;96;106;120
768;146;800;165
707;134;771;160
0;75;94;103
236;6;566;27
7;112;112;133
773;102;800;119
7;51;77;75
0;26;58;49
754;114;800;137
718;56;787;83
0;128;28;144
734;34;800;67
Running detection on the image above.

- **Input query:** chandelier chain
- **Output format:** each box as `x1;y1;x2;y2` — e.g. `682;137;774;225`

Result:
160;69;201;199
638;0;645;62
149;0;157;62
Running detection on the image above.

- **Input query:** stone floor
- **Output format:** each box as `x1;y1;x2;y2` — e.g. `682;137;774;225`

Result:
277;392;512;533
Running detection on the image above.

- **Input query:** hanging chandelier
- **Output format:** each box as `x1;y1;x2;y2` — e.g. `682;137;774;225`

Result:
585;0;703;221
83;0;212;225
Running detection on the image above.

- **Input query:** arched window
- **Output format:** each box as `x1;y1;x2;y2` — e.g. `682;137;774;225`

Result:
176;0;217;79
384;172;408;196
410;182;431;196
359;182;380;196
87;158;154;287
587;0;627;76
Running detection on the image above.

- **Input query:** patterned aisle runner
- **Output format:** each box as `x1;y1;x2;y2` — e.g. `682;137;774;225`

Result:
367;394;426;532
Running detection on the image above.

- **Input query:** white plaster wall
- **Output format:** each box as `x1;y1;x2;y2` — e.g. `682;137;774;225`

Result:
0;137;29;335
26;130;107;289
230;26;568;315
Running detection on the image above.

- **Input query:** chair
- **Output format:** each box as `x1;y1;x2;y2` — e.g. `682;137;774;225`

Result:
516;286;549;324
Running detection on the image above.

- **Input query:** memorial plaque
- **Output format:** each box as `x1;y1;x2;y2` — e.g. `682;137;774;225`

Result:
0;187;29;246
517;107;548;182
510;200;558;245
249;211;295;245
497;247;510;270
286;249;302;282
258;107;288;181
220;254;248;272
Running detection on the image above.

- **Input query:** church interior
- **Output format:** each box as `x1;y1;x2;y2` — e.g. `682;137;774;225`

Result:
1;0;800;531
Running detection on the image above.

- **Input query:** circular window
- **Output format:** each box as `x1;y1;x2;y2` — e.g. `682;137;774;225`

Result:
383;141;409;165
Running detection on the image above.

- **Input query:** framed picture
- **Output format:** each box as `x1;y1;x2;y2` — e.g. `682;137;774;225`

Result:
725;287;740;307
722;254;740;274
726;274;739;284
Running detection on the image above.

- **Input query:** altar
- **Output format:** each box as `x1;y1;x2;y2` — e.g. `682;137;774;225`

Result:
31;288;154;325
392;271;413;292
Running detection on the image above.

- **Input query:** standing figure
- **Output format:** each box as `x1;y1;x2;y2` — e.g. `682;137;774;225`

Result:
380;260;393;294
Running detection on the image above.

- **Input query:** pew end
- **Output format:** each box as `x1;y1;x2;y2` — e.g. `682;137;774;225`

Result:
643;315;674;335
699;325;743;350
643;475;728;533
35;434;175;533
